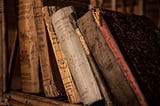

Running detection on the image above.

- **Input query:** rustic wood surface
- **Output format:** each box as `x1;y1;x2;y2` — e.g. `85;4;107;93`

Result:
4;91;82;106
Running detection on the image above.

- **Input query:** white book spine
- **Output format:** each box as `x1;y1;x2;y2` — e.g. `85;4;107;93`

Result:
51;6;102;105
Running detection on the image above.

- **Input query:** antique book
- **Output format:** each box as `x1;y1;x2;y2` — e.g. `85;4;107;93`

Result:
18;0;40;93
0;0;6;101
51;6;102;105
33;0;61;97
42;6;81;103
101;9;160;106
69;15;113;106
77;10;141;106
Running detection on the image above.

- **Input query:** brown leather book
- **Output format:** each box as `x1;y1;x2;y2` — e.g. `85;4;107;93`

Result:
101;9;160;106
33;0;61;97
77;10;143;106
42;6;81;103
18;0;40;93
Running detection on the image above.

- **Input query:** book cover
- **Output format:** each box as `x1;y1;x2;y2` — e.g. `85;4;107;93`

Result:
69;15;113;106
101;9;160;106
33;0;61;97
42;6;81;103
18;0;40;93
0;0;6;101
77;10;140;106
51;6;102;105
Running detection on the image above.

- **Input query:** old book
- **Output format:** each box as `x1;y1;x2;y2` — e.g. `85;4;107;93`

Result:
51;6;102;105
18;0;40;93
0;0;6;101
69;14;113;106
42;6;81;103
102;9;160;106
77;10;141;106
33;0;61;97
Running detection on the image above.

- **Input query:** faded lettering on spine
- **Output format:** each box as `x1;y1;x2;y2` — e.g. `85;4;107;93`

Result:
33;0;60;97
18;0;40;93
42;6;81;103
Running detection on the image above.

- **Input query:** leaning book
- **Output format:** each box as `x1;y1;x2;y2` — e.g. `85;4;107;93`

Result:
51;6;102;105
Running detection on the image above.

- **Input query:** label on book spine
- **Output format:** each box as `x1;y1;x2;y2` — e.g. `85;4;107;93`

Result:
42;6;81;103
51;6;102;105
33;0;60;97
18;0;40;93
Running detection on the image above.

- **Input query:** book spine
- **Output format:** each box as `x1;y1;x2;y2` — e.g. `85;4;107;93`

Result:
0;0;6;101
42;6;81;103
77;11;139;105
51;6;102;105
33;0;60;97
18;0;40;93
75;28;113;106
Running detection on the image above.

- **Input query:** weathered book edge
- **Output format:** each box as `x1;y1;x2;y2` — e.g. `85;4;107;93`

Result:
75;28;113;106
18;0;40;93
97;11;148;106
0;0;6;101
42;6;81;103
33;0;60;97
77;10;139;105
51;6;102;105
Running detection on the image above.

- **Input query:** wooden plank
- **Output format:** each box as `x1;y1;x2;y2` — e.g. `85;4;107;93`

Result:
51;6;102;105
18;0;40;93
9;100;28;106
4;91;81;106
33;0;61;97
77;11;140;106
42;6;81;103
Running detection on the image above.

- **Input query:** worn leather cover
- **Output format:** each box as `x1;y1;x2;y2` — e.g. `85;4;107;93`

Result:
102;9;160;106
78;11;140;106
33;0;61;97
18;0;40;93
